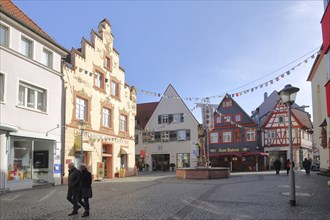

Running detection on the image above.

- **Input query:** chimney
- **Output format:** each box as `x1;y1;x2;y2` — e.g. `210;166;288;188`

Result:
264;92;268;101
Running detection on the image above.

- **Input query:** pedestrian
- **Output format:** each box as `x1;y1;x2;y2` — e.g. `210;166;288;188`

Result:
286;159;291;175
273;159;281;174
303;158;311;175
67;162;81;216
78;163;93;217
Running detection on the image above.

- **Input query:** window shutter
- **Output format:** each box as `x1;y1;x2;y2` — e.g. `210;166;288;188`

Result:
180;113;184;122
169;114;173;123
158;115;161;124
186;129;190;140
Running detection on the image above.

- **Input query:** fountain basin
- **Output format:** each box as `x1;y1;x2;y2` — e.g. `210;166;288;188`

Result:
176;167;230;179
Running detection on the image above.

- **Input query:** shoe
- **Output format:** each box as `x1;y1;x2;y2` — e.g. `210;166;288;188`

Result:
82;211;90;217
68;210;78;216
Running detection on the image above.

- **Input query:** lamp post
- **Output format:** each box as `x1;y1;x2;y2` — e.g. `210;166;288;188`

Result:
278;84;299;206
78;119;85;163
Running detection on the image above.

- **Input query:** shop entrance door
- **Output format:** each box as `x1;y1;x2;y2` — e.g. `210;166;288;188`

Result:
151;154;169;171
102;144;112;178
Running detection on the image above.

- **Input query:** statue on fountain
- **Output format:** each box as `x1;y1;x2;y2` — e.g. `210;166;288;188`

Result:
197;124;207;167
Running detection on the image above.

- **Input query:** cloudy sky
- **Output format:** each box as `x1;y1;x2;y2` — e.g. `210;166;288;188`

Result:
14;0;325;122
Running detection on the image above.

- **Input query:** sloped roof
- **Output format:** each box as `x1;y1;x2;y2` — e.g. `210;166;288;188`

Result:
292;109;312;130
136;102;159;130
0;0;67;53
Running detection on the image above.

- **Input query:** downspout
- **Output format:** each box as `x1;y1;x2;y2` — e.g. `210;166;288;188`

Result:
60;61;66;185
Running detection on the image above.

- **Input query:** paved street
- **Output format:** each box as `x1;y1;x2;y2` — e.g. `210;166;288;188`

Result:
0;170;329;220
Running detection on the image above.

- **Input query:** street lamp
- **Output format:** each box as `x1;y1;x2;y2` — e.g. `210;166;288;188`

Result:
78;119;86;163
278;84;299;206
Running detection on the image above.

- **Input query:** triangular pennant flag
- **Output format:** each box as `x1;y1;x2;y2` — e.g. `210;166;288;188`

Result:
286;71;290;75
236;93;239;97
311;54;315;59
275;77;279;81
270;80;273;84
251;88;254;92
265;82;268;86
281;74;285;78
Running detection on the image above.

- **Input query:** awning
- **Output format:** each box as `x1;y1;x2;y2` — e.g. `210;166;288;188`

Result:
0;123;18;132
209;152;242;157
242;152;269;157
120;147;129;155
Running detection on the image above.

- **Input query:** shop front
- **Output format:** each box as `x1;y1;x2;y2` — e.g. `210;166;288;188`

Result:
151;154;170;171
5;136;60;191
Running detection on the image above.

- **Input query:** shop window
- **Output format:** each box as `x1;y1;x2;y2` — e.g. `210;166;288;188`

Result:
33;151;49;168
8;140;32;181
177;153;190;168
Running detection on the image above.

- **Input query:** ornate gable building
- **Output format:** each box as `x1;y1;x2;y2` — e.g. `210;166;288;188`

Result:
62;19;136;182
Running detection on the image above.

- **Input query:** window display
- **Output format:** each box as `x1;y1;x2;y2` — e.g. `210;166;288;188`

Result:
8;140;32;181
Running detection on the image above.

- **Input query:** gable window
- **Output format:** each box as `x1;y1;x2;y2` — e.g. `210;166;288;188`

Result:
95;71;105;90
173;113;184;123
222;131;232;143
234;114;242;122
102;108;111;128
42;48;53;68
120;114;127;132
161;115;169;124
161;131;169;142
105;55;111;70
215;116;222;124
0;24;9;47
278;116;284;123
0;73;4;102
20;36;33;58
18;81;47;112
111;80;119;97
223;100;232;108
76;97;87;120
246;128;256;142
224;115;231;123
210;132;218;144
234;129;241;142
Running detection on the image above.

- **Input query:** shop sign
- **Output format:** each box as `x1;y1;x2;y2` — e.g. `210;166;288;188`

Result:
97;162;105;178
219;148;240;153
75;129;130;144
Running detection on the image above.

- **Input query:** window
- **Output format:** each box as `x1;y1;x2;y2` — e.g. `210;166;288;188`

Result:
120;114;127;132
0;73;4;102
177;153;190;168
246;128;256;141
76;97;87;120
161;131;169;142
223;100;232;107
154;132;161;142
18;81;47;112
143;132;154;143
42;48;53;68
111;81;119;97
160;115;169;124
95;71;105;90
266;130;276;139
105;56;111;70
224;115;231;123
234;114;242;122
210;132;218;143
20;36;33;58
170;131;177;141
222;131;231;143
0;24;9;47
102;108;111;127
278;116;284;123
215;116;221;124
177;130;186;141
173;113;184;123
234;130;240;142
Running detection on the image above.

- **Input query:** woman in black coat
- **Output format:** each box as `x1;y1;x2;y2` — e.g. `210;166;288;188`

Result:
78;164;92;217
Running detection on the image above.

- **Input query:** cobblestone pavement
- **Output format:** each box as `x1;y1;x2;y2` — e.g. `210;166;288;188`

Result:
0;170;329;220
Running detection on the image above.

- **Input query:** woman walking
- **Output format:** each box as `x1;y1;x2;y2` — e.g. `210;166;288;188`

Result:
78;163;93;217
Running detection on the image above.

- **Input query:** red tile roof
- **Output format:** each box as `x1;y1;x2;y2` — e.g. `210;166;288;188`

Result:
136;102;159;130
0;0;67;52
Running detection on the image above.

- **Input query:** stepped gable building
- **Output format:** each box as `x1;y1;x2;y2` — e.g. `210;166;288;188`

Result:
209;95;267;172
0;0;68;191
62;19;136;181
135;84;199;171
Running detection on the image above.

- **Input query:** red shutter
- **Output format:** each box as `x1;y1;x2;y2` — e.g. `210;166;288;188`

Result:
321;5;330;54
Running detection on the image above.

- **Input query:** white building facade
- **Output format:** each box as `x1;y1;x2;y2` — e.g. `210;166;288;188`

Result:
0;0;67;191
135;85;199;171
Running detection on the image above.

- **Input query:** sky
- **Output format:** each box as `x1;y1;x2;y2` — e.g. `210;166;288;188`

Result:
13;0;325;122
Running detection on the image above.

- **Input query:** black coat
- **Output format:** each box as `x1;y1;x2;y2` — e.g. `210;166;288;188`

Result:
80;169;92;198
68;168;81;189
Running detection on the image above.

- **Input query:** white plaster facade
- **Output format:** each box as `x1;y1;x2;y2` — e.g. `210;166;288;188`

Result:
62;19;136;181
308;53;330;171
135;85;199;171
0;4;67;191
